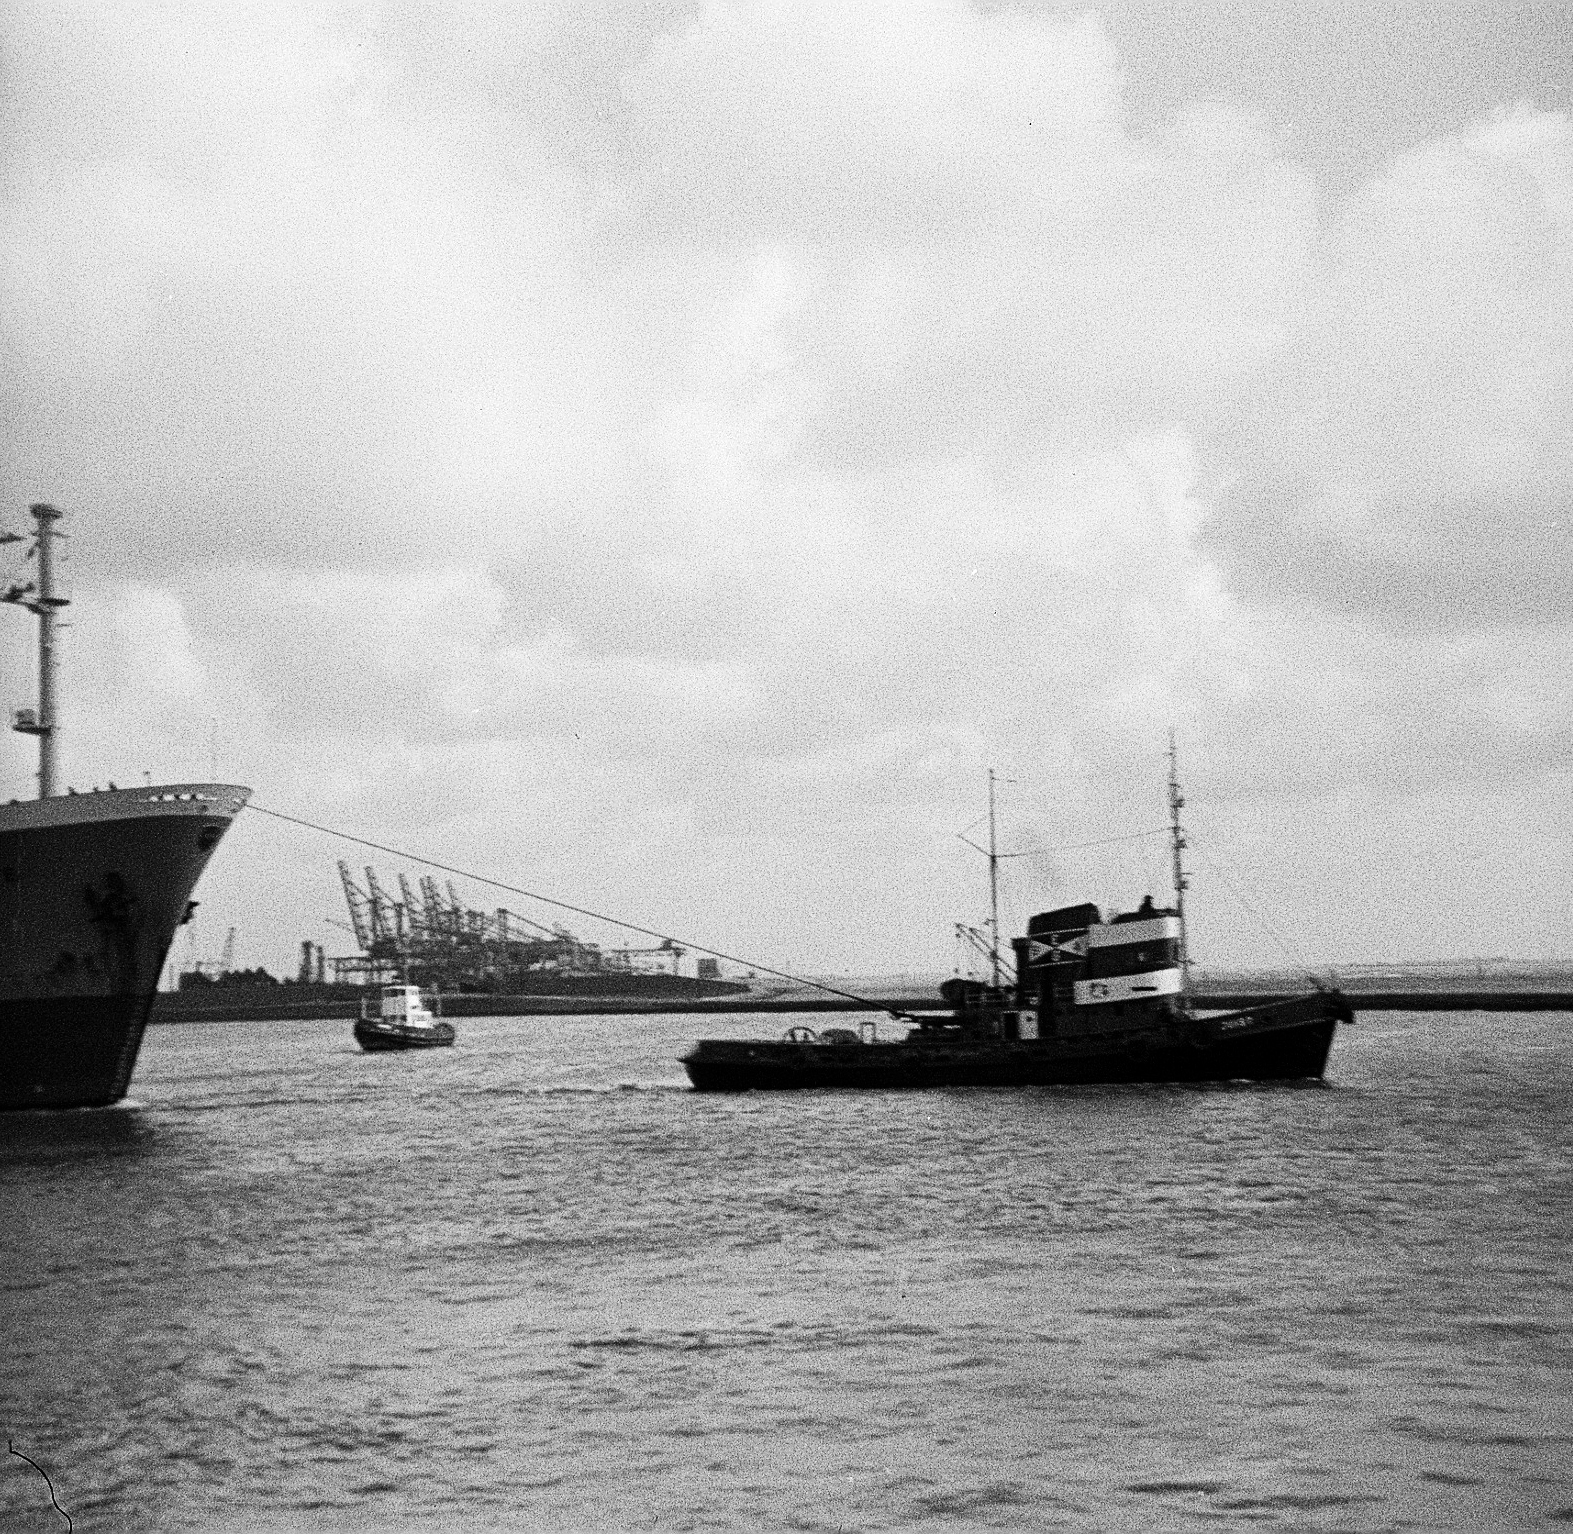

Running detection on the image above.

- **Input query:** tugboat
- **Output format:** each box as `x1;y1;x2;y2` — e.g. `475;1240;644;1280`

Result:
683;745;1353;1091
353;984;456;1051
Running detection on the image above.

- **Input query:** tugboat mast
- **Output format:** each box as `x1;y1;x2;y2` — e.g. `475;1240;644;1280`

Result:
1;503;68;799
987;767;1001;988
1167;731;1191;1004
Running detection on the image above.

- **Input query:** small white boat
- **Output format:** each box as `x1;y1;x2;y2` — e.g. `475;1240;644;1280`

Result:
353;984;456;1051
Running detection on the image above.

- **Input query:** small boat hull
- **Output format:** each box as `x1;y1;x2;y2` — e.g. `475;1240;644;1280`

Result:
683;994;1347;1092
353;1018;456;1052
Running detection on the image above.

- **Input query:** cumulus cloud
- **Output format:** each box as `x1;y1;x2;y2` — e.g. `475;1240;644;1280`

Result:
1213;107;1573;631
3;1;1570;970
0;4;641;577
620;3;1127;241
618;2;1316;472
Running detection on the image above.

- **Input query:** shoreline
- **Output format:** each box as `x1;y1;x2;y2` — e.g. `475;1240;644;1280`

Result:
147;985;1573;1024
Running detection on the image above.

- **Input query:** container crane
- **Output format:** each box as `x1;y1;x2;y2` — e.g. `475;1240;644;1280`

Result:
338;861;374;949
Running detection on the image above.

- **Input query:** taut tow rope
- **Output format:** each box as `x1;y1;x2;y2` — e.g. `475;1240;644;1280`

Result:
245;801;915;1018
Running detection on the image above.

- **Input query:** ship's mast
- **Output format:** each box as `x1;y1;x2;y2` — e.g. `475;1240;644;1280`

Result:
1;503;69;799
1167;731;1191;1004
987;768;1001;988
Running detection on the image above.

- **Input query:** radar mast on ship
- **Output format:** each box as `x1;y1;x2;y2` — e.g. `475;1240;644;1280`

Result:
1;502;69;799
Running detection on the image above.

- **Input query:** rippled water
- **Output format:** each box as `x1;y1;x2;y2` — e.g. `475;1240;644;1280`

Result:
2;1009;1570;1531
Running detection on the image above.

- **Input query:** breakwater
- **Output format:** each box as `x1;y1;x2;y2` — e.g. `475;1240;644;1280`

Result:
1203;990;1573;1013
151;975;748;1024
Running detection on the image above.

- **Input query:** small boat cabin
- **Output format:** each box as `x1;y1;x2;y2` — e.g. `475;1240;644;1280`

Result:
375;984;437;1028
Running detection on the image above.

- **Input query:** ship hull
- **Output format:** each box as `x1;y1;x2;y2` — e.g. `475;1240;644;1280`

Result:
0;785;249;1110
684;1001;1344;1092
0;993;158;1109
353;1019;456;1051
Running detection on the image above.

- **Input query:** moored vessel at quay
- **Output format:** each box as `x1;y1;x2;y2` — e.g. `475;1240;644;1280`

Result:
1;504;249;1110
683;745;1353;1091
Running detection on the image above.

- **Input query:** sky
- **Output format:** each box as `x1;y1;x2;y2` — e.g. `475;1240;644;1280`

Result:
2;0;1571;980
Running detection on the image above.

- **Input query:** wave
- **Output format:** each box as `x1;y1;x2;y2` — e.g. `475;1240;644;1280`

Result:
470;1079;691;1098
568;1318;943;1355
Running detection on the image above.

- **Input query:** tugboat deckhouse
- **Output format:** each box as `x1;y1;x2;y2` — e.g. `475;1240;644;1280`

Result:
1074;915;1184;1007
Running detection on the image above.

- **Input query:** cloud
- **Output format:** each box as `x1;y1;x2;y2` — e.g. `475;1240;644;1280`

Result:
619;2;1317;472
3;3;1570;970
1211;107;1573;631
0;5;643;578
621;2;1127;241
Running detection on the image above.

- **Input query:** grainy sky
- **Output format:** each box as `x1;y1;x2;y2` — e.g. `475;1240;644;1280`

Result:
2;1;1570;976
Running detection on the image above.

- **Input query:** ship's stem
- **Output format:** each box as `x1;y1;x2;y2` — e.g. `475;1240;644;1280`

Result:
1168;731;1191;1005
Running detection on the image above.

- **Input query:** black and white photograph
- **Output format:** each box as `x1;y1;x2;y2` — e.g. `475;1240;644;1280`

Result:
2;2;1571;1528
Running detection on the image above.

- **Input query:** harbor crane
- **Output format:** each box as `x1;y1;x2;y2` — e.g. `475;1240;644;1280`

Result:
327;861;688;988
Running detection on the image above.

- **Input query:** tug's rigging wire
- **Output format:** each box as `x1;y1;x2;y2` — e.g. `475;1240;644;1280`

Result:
1186;835;1323;988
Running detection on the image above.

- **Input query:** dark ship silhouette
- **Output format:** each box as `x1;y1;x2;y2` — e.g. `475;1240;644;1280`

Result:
353;984;456;1051
684;748;1352;1091
1;504;249;1109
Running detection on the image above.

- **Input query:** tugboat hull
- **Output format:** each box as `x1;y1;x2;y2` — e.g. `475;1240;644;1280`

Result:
353;1019;456;1051
684;997;1347;1093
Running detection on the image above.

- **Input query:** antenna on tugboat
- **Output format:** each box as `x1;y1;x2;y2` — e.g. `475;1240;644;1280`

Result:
1167;730;1191;1006
987;767;1002;988
956;769;1022;989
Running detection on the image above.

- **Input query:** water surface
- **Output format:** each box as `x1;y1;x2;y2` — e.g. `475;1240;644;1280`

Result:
2;1009;1570;1530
